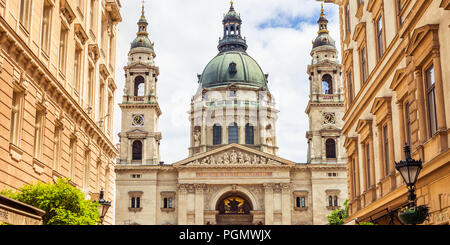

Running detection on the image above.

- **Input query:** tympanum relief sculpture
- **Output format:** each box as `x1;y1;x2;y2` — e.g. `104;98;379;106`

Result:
187;149;281;166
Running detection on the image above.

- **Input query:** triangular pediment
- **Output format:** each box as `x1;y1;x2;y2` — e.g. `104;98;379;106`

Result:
173;143;296;167
126;129;149;135
320;125;341;132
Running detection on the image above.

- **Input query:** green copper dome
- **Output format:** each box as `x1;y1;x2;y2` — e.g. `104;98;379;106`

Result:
130;5;153;50
131;36;154;49
200;51;268;89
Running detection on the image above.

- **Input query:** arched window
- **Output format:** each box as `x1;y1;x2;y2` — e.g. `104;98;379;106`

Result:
322;74;333;94
328;196;333;207
334;196;338;207
228;123;238;144
245;123;254;145
213;124;222;145
132;140;143;160
326;138;336;158
134;76;145;96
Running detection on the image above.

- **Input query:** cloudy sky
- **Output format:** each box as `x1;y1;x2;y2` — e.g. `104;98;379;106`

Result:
114;0;340;164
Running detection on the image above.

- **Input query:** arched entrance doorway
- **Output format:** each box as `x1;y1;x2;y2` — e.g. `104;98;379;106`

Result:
216;192;253;225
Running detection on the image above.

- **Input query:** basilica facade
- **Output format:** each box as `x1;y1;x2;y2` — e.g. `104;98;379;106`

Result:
115;3;348;225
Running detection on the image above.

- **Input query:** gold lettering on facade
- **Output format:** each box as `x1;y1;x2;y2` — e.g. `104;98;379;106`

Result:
196;172;272;177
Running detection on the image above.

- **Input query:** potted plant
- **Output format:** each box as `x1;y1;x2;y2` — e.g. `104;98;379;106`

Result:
398;205;429;225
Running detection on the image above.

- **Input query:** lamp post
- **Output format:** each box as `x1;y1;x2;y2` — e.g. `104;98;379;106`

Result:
395;144;428;225
98;189;111;224
395;145;422;208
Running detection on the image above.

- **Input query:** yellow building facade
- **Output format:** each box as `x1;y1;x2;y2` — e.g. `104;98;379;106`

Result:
0;0;121;224
324;0;450;224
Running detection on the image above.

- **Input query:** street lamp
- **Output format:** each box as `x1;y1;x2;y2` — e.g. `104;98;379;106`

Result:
395;144;428;225
395;145;422;208
98;189;111;224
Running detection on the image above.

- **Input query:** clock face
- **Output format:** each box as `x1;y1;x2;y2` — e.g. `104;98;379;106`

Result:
132;114;144;127
323;112;336;124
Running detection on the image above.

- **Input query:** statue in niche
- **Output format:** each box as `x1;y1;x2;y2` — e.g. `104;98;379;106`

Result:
193;129;201;146
230;150;238;164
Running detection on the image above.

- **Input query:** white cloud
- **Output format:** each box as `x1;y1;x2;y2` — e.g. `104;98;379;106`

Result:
114;0;340;164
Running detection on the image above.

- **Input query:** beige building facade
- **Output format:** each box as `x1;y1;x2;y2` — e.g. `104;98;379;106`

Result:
0;0;121;224
115;3;348;225
324;0;450;224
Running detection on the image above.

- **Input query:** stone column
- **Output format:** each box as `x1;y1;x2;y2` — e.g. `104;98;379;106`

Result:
263;184;274;225
281;183;291;225
431;50;447;132
397;102;406;157
321;136;326;161
222;124;227;145
127;138;132;164
414;69;427;145
431;50;448;151
239;125;245;144
177;184;188;225
195;184;206;225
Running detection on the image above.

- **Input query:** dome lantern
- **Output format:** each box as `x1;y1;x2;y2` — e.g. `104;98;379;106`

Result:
130;1;154;50
218;1;248;53
199;1;268;90
312;4;336;50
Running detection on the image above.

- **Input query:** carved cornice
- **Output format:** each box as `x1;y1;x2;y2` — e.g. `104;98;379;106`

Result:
406;24;440;59
99;63;110;79
389;67;408;91
88;44;100;63
74;24;88;45
60;0;76;25
105;0;123;23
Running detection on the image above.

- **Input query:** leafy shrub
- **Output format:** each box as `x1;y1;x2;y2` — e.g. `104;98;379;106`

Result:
1;178;101;225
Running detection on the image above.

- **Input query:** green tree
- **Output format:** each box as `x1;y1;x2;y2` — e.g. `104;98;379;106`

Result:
1;178;101;225
327;199;349;225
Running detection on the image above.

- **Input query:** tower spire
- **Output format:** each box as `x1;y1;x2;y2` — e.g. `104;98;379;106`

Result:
218;2;247;53
136;0;149;37
317;3;329;34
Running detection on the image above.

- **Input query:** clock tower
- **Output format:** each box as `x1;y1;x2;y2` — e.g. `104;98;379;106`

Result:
118;5;161;166
305;5;345;165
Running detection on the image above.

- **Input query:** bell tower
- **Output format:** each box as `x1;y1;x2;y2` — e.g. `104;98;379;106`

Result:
118;4;162;165
305;5;345;165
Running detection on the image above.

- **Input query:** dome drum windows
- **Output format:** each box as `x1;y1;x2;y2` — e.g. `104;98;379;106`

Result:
245;123;254;145
228;123;239;144
213;124;222;145
211;122;256;146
